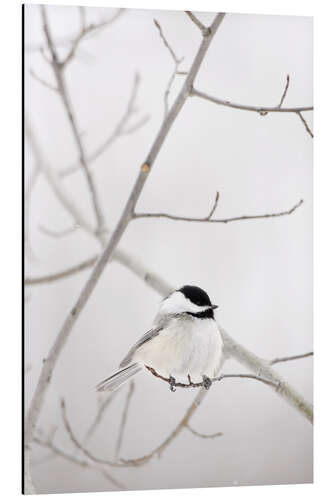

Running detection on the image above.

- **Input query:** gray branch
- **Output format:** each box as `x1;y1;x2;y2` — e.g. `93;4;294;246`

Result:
269;351;313;366
185;11;210;36
191;87;313;114
134;198;303;223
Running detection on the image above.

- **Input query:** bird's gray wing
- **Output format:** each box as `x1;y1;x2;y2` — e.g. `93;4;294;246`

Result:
119;326;163;368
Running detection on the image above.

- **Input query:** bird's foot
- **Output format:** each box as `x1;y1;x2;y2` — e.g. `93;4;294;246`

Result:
169;376;177;392
187;374;193;385
202;375;212;390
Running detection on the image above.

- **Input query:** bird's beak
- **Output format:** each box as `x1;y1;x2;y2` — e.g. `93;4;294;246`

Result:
211;304;218;310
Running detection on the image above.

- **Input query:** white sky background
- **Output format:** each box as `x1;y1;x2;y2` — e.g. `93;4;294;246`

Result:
24;5;313;494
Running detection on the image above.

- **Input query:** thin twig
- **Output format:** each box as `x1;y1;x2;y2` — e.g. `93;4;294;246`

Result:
146;366;280;390
134;198;303;223
296;111;314;138
269;351;313;366
185;424;223;439
154;19;186;118
278;74;290;108
115;381;135;459
185;11;210;36
206;191;220;219
191;87;313;113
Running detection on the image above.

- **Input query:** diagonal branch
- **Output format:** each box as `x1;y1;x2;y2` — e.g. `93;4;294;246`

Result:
296;111;313;138
134;198;303;223
185;11;210;36
278;74;290;108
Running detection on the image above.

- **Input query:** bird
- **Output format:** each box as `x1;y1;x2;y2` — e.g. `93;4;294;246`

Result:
96;285;224;393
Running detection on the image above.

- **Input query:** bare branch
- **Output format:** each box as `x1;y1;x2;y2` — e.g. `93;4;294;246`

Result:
269;351;313;366
206;191;220;219
134;198;303;224
185;424;223;439
154;19;179;64
191;87;313;119
146;366;280;390
115;381;135;459
278;74;290;108
154;19;186;118
41;5;105;234
185;11;210;37
296;111;313;137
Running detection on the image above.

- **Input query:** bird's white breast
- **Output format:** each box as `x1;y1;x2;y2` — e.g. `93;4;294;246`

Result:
133;316;223;382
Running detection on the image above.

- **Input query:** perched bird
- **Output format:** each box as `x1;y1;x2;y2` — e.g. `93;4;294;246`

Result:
96;285;223;392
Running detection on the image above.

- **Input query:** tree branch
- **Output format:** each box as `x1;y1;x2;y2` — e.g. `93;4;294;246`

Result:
185;424;223;439
145;366;280;390
269;351;313;366
134;198;303;223
191;87;313;120
154;19;186;118
185;11;210;36
296;111;313;137
278;74;290;108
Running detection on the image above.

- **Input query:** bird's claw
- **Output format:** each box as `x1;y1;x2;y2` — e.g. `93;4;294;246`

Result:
202;375;212;390
169;376;176;392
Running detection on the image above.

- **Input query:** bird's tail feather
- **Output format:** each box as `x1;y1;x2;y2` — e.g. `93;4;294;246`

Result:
96;363;142;392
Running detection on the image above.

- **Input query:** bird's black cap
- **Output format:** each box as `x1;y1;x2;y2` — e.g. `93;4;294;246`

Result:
179;285;214;308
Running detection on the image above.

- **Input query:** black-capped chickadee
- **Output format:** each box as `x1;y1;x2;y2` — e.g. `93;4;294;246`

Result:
96;285;223;392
